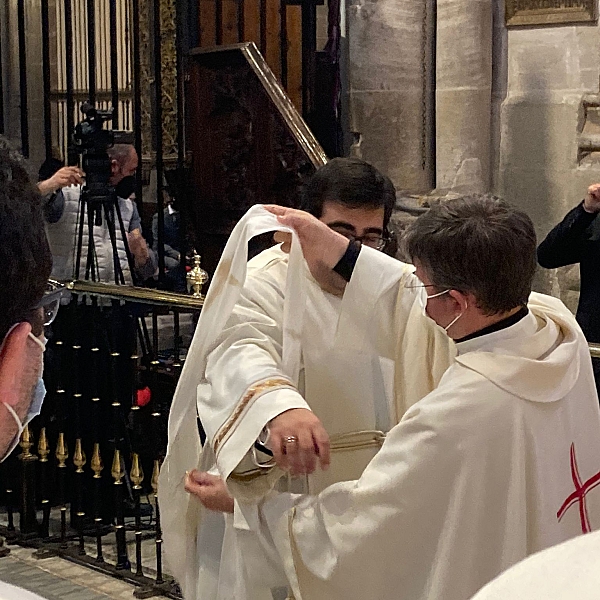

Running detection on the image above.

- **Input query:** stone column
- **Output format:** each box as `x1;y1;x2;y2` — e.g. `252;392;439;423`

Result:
436;0;493;193
346;0;435;192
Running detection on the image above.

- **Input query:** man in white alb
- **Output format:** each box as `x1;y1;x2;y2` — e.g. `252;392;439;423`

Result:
187;195;600;600
159;159;455;599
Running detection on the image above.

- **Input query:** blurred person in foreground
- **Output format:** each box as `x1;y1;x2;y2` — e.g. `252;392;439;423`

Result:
0;137;57;599
0;135;53;461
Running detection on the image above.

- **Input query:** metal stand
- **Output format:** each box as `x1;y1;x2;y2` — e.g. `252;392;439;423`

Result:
18;426;38;538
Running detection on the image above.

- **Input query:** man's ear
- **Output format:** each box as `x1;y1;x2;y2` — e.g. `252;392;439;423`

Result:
0;322;32;409
448;289;470;313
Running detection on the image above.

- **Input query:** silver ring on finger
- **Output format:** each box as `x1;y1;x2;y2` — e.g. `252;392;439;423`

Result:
282;436;298;454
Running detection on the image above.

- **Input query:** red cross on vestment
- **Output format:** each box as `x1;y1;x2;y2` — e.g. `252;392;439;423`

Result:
557;443;600;533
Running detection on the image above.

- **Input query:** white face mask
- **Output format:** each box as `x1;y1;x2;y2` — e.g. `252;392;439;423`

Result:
418;287;467;333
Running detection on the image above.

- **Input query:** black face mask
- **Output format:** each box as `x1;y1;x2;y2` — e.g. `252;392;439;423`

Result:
115;176;136;199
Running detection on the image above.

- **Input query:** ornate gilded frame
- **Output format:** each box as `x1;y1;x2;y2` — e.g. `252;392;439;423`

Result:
505;0;597;27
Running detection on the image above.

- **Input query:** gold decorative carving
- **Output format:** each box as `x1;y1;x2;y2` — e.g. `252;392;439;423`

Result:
505;0;597;27
130;453;144;489
91;443;103;478
112;449;124;484
159;0;178;159
73;439;86;473
38;428;50;462
19;425;35;461
139;0;180;174
139;2;153;159
56;433;68;468
151;459;161;495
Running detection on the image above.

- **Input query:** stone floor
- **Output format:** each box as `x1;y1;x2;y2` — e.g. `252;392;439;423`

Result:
0;545;138;599
0;503;175;599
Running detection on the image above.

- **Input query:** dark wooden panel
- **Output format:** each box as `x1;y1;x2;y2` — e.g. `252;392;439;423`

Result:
243;0;260;46
286;5;302;111
221;0;239;44
199;0;216;46
265;0;281;79
185;43;327;274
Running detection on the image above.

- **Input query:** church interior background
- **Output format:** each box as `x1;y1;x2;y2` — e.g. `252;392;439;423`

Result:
1;0;600;597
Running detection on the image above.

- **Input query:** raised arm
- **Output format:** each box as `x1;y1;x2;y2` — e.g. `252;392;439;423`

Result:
538;184;600;269
266;205;418;359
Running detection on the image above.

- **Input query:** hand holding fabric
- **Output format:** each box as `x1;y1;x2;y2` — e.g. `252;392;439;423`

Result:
268;407;330;475
185;470;234;513
266;205;349;295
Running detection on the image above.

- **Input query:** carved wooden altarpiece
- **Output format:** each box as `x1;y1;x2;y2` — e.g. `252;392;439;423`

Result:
185;42;327;274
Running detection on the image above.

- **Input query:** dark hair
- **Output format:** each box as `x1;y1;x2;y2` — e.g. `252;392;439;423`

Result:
0;136;52;340
403;194;537;315
300;158;396;229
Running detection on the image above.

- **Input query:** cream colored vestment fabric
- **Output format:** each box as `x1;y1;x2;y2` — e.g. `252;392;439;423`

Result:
159;207;454;599
246;248;600;600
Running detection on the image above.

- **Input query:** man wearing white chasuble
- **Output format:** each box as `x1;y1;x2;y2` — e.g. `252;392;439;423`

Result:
159;159;455;599
187;195;600;600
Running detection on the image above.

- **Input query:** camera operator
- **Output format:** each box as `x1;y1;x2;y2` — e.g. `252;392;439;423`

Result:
43;143;157;284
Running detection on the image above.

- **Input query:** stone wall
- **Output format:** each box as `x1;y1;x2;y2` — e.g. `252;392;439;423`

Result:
497;19;600;305
345;0;436;193
436;0;493;193
345;0;600;307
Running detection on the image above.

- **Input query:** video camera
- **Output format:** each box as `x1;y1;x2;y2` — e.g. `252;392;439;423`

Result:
71;101;137;283
73;101;129;211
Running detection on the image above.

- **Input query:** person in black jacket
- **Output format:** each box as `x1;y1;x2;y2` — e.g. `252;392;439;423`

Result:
537;183;600;393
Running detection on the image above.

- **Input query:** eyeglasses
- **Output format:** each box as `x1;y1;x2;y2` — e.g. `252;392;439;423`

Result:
35;280;68;326
328;227;391;251
404;283;436;289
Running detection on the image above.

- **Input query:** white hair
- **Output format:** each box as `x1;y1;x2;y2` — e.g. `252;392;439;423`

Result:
107;143;135;166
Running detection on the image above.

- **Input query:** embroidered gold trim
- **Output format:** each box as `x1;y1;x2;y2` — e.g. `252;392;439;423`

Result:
229;468;273;483
213;377;294;453
330;430;386;453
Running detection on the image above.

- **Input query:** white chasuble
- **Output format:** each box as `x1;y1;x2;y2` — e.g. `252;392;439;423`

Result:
159;207;455;599
469;529;600;600
248;247;600;600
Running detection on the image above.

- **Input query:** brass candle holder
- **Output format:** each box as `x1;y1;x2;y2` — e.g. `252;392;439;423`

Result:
187;252;209;300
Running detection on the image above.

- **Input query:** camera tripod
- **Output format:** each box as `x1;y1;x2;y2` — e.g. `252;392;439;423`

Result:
74;186;138;286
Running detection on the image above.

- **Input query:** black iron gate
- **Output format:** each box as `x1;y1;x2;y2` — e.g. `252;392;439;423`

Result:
0;0;329;596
